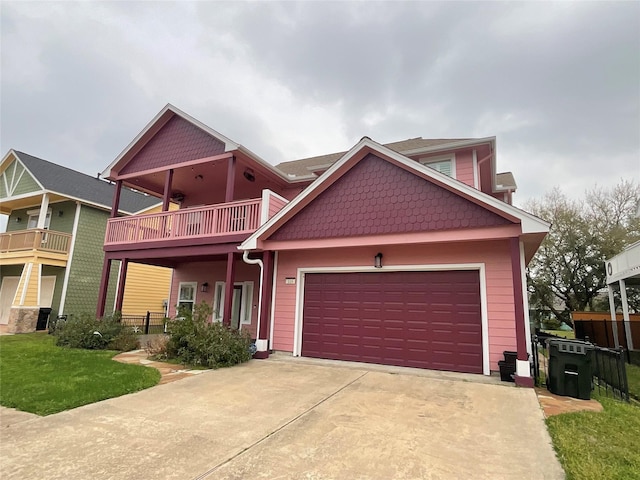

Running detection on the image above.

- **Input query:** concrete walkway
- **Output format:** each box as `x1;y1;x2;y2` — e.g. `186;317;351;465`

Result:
0;359;563;480
112;349;205;385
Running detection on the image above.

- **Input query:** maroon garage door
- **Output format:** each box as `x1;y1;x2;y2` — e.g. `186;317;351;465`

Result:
301;270;483;374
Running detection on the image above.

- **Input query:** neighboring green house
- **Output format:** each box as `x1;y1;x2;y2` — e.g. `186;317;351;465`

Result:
0;150;161;333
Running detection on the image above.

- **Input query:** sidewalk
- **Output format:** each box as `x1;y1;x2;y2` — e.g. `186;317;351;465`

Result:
112;349;205;385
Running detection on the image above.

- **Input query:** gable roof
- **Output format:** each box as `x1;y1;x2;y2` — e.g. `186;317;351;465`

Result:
100;103;301;186
11;151;159;214
241;137;549;250
276;138;468;178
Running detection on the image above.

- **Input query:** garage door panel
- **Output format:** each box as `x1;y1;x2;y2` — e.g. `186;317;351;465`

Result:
302;271;483;374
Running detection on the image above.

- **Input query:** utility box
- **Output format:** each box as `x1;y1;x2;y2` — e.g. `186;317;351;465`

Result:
547;339;594;400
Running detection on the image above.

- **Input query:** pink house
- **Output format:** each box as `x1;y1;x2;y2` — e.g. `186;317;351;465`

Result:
98;104;549;387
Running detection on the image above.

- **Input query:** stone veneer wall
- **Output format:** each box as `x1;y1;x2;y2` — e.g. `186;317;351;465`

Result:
6;307;39;333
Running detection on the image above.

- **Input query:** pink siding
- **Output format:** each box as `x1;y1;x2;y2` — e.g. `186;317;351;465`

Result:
267;194;288;219
455;150;475;187
119;115;226;175
271;240;517;371
270;154;510;241
169;260;261;338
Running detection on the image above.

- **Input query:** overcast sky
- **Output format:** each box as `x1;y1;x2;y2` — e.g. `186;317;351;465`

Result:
1;1;638;227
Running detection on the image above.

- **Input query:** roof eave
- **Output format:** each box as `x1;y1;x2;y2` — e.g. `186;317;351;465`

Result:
398;137;496;157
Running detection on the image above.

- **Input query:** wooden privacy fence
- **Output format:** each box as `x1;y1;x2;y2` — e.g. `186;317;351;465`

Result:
572;311;640;358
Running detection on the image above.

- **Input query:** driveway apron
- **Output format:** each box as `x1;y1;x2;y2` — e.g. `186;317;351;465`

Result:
0;360;564;479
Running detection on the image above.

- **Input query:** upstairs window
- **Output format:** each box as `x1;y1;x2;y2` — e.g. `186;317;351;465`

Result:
26;208;51;230
419;155;456;178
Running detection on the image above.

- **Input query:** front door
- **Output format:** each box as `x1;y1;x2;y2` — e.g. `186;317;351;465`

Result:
213;282;254;329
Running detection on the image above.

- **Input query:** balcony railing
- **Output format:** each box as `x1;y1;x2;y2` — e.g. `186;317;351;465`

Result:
105;198;263;246
0;229;72;254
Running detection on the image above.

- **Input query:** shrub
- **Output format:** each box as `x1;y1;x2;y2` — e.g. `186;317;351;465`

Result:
54;313;138;351
108;328;140;352
143;335;169;359
165;302;252;368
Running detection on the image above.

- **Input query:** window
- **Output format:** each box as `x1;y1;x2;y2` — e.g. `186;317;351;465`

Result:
419;155;456;178
177;282;197;313
26;208;52;230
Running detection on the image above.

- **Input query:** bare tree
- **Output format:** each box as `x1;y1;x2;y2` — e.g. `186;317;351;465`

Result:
525;180;640;323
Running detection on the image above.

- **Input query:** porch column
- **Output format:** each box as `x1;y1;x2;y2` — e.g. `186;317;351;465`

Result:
96;258;112;318
162;169;173;211
110;180;122;217
36;193;50;228
510;237;533;387
607;285;620;348
620;279;634;351
114;259;129;313
223;252;236;327
225;156;236;203
255;251;274;359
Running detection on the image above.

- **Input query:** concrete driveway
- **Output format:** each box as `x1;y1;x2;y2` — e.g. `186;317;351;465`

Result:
0;357;564;480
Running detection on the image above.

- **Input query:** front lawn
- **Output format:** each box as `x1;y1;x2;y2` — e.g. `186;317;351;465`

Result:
0;333;160;415
541;329;575;339
627;363;640;400
546;393;640;480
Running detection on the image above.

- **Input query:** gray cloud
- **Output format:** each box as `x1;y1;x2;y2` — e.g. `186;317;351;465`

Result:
1;0;638;217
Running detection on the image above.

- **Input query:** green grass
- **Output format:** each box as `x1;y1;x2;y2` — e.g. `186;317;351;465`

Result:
546;393;640;480
541;329;576;339
627;363;640;400
0;333;160;415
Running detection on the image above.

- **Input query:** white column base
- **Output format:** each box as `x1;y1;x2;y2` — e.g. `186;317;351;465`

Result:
516;359;530;377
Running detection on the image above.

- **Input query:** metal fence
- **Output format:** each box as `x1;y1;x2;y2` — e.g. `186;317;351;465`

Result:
531;333;629;401
120;312;168;334
592;346;629;402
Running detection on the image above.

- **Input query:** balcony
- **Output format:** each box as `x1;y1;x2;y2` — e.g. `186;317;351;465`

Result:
0;229;72;265
105;198;264;247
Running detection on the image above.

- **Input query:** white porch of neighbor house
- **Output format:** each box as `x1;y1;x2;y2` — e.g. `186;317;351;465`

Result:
606;240;640;350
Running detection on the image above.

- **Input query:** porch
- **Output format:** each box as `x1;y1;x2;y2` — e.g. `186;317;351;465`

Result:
0;229;72;266
97;252;275;358
103;190;288;253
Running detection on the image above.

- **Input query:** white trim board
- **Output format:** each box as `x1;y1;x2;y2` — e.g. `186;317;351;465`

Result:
292;263;490;376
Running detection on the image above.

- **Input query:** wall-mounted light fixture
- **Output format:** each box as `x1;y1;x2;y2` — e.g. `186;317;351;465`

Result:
374;252;383;268
201;282;209;293
243;168;256;182
195;174;204;181
58;210;64;217
15;217;22;223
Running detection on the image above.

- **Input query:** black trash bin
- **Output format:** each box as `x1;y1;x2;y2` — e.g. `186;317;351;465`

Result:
36;308;52;331
547;339;594;400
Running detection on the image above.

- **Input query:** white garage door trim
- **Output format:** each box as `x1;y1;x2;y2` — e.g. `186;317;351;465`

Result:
293;263;490;375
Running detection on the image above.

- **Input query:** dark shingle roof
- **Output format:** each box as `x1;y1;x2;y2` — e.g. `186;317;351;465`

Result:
276;138;469;177
14;151;160;213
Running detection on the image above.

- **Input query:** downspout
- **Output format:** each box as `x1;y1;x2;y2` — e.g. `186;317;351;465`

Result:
242;250;263;348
